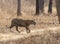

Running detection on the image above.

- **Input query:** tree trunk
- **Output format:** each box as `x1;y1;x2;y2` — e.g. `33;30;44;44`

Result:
17;0;21;16
55;0;60;24
36;0;40;15
48;0;53;14
39;0;44;13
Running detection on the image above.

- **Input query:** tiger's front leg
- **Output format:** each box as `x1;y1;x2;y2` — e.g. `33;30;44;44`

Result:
16;26;20;33
26;27;30;33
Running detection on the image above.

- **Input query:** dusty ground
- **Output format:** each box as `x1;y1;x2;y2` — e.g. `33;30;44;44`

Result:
0;6;59;32
0;27;60;44
0;6;60;44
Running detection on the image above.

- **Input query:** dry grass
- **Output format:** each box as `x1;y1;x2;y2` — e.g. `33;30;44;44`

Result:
0;0;60;44
20;30;60;44
0;6;58;33
0;28;60;44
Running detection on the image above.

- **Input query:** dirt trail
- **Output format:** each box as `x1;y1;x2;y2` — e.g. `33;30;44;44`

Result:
0;26;60;42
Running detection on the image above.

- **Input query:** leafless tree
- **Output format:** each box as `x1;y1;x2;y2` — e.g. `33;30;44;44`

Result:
36;0;40;15
17;0;21;16
39;0;44;13
55;0;60;24
48;0;53;14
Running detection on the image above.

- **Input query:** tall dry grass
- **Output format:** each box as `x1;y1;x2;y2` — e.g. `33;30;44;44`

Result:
0;29;60;44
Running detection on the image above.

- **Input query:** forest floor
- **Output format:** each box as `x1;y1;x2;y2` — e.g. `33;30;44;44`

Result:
0;6;60;44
